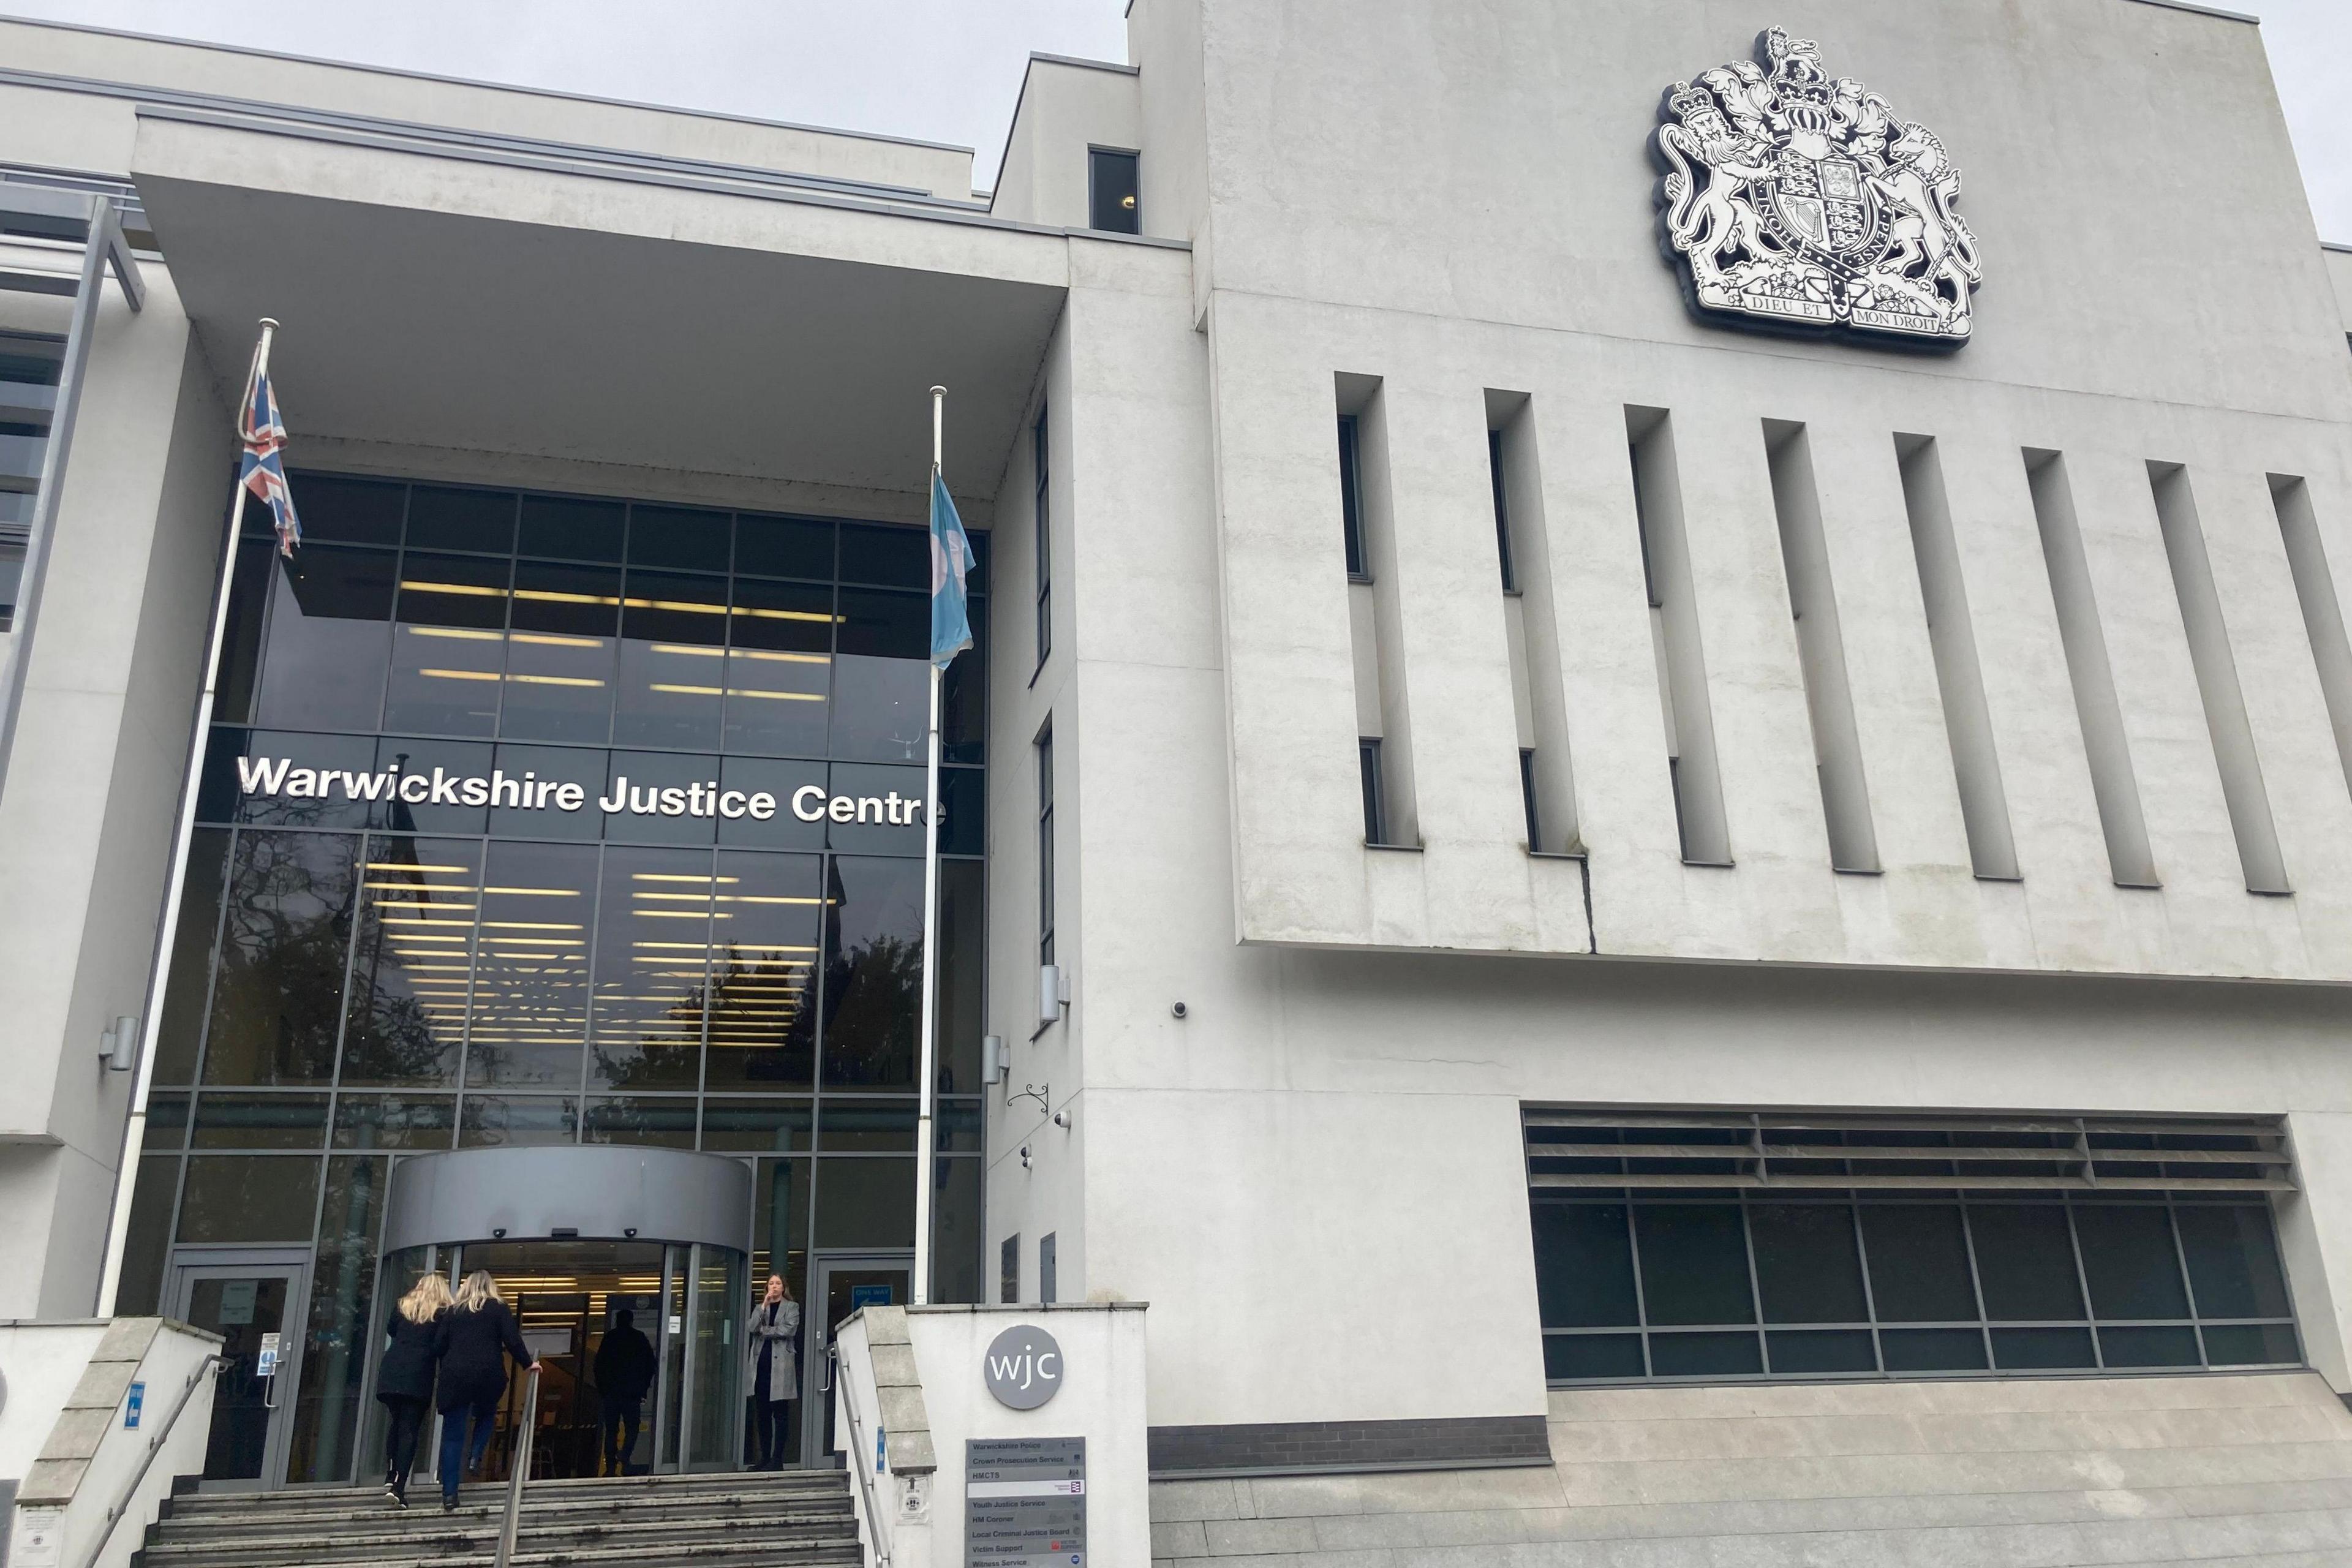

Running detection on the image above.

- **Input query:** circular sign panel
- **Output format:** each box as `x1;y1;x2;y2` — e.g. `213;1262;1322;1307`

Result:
983;1323;1063;1410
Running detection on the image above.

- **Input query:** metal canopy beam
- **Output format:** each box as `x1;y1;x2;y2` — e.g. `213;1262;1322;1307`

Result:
0;184;145;307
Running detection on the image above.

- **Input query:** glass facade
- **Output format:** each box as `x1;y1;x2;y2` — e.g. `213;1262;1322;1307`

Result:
121;472;989;1482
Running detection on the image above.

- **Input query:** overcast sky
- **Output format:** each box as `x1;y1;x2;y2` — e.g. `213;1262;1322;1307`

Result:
6;0;2348;238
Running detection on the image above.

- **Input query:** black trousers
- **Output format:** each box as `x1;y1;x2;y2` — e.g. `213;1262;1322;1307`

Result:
601;1398;643;1475
382;1395;428;1493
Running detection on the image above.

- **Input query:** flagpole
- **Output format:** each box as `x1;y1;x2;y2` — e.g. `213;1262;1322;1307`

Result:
94;318;276;1314
911;385;948;1306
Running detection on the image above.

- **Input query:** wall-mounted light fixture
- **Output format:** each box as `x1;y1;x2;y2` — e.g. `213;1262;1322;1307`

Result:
100;1014;138;1072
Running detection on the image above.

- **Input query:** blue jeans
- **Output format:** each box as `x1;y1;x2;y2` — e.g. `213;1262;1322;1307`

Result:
438;1399;497;1501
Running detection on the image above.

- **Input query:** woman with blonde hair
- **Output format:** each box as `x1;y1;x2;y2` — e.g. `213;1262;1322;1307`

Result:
431;1270;537;1512
375;1272;451;1507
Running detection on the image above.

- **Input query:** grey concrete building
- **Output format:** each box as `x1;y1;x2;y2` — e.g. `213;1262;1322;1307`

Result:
2;1;2351;1563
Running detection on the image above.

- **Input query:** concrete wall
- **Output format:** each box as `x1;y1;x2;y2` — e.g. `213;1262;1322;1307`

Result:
976;0;2352;1446
2326;245;2352;337
1150;1372;2352;1566
0;16;975;199
1194;0;2352;976
0;253;226;1318
991;57;1145;232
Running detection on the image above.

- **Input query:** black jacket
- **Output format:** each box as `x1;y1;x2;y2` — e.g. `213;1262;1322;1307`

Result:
376;1307;442;1405
432;1300;532;1414
594;1324;656;1403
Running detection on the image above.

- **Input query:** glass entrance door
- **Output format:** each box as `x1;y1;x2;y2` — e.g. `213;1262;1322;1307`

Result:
803;1254;911;1468
167;1253;311;1490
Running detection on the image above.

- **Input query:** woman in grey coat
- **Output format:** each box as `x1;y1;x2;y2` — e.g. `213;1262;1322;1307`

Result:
742;1274;801;1469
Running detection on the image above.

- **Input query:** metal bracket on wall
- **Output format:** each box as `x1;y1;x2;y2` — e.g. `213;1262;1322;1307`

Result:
1006;1082;1050;1115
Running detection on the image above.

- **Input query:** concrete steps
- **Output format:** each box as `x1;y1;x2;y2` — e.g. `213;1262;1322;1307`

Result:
138;1469;862;1568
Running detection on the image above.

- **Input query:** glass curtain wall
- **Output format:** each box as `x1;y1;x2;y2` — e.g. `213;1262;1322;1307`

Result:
122;474;988;1482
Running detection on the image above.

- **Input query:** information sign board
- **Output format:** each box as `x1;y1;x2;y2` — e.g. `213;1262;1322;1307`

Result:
966;1435;1085;1568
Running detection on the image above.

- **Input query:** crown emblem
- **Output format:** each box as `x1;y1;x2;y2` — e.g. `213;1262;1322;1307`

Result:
1653;28;1981;344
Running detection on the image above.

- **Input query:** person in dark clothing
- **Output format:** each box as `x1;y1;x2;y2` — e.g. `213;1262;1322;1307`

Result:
375;1272;452;1507
432;1270;537;1512
593;1308;657;1477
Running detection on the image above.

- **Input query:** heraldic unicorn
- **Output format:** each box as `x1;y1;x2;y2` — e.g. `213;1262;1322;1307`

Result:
1656;28;1981;344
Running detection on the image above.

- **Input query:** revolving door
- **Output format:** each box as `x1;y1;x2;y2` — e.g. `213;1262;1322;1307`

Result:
362;1146;752;1480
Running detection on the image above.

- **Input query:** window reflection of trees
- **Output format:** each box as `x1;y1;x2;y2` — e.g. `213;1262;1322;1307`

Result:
203;831;358;1086
339;835;478;1088
818;858;921;1087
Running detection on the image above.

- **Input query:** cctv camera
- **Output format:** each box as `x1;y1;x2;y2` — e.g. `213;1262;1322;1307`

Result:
1170;1001;1188;1019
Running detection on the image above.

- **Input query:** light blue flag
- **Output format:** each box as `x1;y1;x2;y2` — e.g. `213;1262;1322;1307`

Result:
929;467;976;669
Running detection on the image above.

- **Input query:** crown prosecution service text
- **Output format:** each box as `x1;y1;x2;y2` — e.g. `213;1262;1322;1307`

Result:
235;755;940;826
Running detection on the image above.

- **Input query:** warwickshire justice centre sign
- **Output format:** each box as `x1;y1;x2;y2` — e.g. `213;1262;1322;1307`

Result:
235;753;938;827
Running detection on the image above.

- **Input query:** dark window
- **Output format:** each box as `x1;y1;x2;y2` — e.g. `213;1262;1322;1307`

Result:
1037;723;1055;966
1634;1204;1755;1326
1519;748;1540;850
818;856;926;1088
734;512;834;581
1087;148;1139;234
1001;1235;1020;1304
1033;407;1051;669
518;493;625;563
1359;737;1385;845
627;503;731;573
202;831;359;1087
1338;416;1367;579
1490;429;1517;591
1532;1192;2301;1385
1532;1203;1637;1328
252;549;396;733
1749;1203;1868;1324
405;486;516;555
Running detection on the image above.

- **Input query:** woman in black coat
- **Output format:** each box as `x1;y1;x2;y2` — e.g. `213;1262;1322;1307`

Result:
432;1270;538;1511
375;1273;451;1507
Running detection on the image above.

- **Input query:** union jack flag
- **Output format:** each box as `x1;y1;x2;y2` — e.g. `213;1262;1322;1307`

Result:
237;326;300;556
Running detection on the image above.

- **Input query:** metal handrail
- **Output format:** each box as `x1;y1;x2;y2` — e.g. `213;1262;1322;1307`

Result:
829;1345;891;1568
74;1353;227;1568
492;1365;541;1568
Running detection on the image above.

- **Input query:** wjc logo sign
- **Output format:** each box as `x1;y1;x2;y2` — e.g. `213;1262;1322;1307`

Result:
984;1324;1063;1411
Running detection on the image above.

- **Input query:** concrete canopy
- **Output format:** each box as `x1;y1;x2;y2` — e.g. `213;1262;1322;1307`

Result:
128;108;1074;510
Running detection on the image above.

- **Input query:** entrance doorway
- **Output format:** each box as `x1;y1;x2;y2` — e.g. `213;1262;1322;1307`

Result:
804;1254;911;1468
461;1240;668;1480
165;1251;311;1490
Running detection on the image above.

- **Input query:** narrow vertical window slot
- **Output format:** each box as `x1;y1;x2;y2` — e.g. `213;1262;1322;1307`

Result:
2023;450;2159;887
1626;407;1730;865
1896;434;2019;880
2269;473;2352;799
1339;375;1417;846
1338;415;1368;581
1033;404;1051;670
1036;720;1056;963
1489;431;1518;592
1490;391;1580;854
1763;421;1879;873
2149;462;2290;893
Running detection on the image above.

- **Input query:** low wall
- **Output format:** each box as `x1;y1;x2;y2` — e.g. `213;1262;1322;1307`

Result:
4;1317;219;1568
836;1302;1150;1567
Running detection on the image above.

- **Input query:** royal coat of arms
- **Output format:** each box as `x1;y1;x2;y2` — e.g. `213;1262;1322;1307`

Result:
1655;28;1981;344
